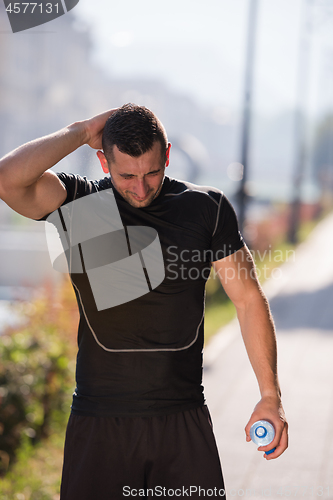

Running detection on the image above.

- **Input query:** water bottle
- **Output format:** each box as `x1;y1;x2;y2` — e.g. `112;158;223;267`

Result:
250;420;276;455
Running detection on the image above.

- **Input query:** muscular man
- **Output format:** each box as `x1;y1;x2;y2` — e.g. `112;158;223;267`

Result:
0;104;288;499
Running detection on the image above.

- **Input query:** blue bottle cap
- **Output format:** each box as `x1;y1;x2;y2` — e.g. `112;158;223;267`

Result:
255;426;267;439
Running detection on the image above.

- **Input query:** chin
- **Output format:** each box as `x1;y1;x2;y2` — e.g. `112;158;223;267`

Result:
124;191;157;208
129;198;154;208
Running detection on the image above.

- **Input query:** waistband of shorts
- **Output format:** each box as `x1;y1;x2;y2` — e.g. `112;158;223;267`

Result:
70;399;205;418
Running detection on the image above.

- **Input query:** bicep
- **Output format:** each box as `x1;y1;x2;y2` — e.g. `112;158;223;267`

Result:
212;246;262;308
0;170;67;220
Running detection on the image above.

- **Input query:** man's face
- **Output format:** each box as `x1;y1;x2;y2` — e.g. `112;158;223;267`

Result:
98;141;171;208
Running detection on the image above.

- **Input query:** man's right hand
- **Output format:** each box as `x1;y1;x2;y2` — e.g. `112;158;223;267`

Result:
0;109;117;220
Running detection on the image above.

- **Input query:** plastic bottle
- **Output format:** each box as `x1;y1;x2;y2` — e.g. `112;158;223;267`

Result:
249;420;276;455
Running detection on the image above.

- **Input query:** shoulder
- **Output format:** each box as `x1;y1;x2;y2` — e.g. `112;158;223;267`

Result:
164;177;242;241
56;172;112;204
164;176;223;207
36;173;112;221
162;177;235;237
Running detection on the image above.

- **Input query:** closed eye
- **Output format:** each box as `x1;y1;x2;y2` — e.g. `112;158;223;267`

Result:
147;170;160;176
121;169;161;179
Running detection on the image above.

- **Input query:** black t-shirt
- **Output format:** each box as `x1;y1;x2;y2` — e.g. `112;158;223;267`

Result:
44;173;244;417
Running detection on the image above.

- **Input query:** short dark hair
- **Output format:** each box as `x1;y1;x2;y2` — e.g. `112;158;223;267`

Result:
102;103;168;164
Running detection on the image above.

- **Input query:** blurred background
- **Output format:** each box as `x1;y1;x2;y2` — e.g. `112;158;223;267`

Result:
1;0;333;301
0;0;333;498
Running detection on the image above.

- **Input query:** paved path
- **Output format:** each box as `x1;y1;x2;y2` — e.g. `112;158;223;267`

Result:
203;212;333;500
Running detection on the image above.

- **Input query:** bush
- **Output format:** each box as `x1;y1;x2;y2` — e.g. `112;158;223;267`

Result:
0;280;78;476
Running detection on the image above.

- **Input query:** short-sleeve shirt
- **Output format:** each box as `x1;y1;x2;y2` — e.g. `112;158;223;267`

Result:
45;173;244;417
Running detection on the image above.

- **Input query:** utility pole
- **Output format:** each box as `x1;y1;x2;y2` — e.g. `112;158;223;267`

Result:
236;0;259;234
288;0;314;243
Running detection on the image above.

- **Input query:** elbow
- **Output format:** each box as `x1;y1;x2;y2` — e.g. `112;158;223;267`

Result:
233;287;269;314
0;174;15;203
0;161;12;200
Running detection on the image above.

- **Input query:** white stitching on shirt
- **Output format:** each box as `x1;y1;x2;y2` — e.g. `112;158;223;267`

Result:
70;278;204;353
165;191;219;207
212;194;222;237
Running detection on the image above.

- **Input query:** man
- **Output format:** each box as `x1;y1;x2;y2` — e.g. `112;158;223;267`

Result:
0;104;288;499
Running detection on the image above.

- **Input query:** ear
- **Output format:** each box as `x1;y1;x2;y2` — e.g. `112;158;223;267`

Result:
165;143;171;167
97;150;109;174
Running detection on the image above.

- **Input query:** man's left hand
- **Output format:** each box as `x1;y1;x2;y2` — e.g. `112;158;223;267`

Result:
245;396;288;460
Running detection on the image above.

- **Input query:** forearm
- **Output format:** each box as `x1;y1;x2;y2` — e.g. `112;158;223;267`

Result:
213;247;288;458
0;121;86;192
236;290;281;400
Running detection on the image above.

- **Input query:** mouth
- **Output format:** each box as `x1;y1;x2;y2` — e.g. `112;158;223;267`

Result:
131;193;151;202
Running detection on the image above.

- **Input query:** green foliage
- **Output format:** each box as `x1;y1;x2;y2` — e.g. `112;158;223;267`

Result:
0;280;78;477
0;431;65;499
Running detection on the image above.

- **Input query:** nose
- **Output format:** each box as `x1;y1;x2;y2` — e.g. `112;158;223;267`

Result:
133;178;150;198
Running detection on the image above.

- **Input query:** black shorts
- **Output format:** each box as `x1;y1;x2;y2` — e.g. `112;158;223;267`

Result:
60;406;226;500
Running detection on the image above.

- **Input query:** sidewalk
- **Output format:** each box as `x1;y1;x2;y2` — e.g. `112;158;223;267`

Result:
203;212;333;499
